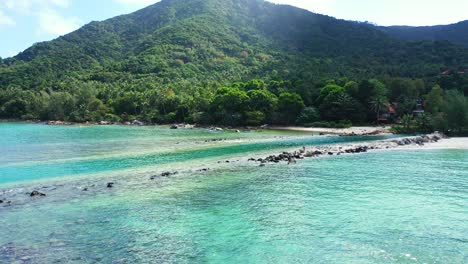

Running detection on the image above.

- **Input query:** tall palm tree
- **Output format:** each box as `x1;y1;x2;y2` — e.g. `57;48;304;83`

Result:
370;96;389;122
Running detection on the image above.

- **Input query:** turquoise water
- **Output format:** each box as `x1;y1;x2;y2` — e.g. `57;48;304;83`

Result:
0;123;467;263
0;123;394;185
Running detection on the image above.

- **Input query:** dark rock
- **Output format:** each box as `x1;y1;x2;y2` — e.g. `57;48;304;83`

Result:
259;164;266;167
30;190;46;197
170;125;178;129
107;183;114;188
83;188;88;191
328;152;334;155
161;171;177;177
0;200;3;203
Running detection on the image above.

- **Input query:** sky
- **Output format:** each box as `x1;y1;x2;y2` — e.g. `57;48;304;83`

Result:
1;0;468;58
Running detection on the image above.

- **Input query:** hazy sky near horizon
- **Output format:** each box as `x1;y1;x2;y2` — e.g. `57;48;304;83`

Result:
1;0;467;58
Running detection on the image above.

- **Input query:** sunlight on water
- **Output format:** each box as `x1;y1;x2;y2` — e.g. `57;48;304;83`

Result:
0;123;467;263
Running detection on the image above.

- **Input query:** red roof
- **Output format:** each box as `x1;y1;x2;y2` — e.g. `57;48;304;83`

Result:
441;70;452;75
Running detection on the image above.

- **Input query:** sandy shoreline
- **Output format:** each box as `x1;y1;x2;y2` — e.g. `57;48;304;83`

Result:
401;137;468;150
269;126;392;135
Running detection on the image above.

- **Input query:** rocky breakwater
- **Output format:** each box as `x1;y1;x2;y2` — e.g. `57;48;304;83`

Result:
248;133;447;166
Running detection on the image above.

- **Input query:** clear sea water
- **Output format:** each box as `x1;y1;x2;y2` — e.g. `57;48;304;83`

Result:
0;122;467;263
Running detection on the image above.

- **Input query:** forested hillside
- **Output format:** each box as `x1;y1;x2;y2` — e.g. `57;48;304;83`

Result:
0;0;467;132
379;20;468;47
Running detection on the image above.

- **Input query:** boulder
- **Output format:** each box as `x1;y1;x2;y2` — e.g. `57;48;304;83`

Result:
170;125;178;129
161;171;177;177
30;190;46;197
131;120;145;126
107;182;114;188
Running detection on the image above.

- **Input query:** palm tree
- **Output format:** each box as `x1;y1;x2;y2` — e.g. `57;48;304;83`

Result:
370;96;389;123
401;114;413;131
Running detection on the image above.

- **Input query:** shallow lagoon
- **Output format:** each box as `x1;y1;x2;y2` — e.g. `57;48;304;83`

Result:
0;123;467;263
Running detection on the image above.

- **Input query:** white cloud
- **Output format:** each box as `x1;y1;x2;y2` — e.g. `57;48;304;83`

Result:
38;9;82;35
267;0;334;14
2;0;71;15
0;10;15;26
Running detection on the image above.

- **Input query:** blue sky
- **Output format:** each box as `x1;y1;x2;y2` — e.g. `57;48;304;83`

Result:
1;0;468;58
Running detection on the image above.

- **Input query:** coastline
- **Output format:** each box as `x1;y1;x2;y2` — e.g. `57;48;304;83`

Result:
2;119;395;136
399;137;468;150
269;126;393;136
1;131;466;208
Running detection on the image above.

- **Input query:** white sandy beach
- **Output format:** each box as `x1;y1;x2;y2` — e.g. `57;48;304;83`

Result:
270;126;392;135
402;137;468;150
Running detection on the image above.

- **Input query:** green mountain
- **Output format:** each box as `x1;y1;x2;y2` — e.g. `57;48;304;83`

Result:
378;21;468;48
0;0;467;130
2;0;468;89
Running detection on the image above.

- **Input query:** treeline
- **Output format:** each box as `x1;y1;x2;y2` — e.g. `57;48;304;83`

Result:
1;74;467;133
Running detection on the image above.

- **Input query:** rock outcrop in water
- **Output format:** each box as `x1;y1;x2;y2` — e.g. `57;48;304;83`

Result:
30;190;46;197
249;133;446;165
150;171;178;180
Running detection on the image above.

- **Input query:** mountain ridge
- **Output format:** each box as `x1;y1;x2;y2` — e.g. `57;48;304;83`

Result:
0;0;467;130
2;0;467;88
378;20;468;47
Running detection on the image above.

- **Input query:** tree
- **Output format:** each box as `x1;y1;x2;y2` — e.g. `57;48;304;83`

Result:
369;96;389;122
112;92;143;116
47;92;76;120
277;92;305;125
319;92;363;122
317;84;346;104
401;114;413;131
415;113;432;132
443;90;467;133
344;81;359;98
424;85;444;114
296;107;319;125
242;79;267;91
247;89;278;113
245;111;266;126
211;87;250;125
1;99;28;118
